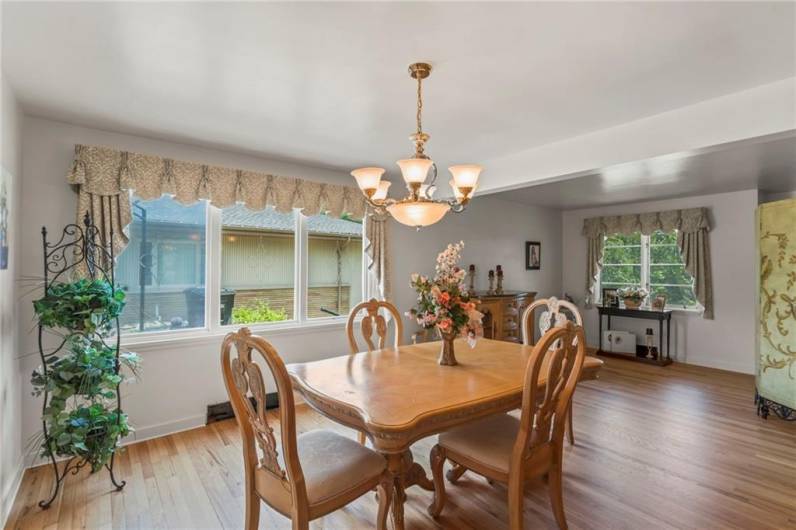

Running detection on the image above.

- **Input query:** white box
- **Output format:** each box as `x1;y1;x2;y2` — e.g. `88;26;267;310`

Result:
602;330;636;354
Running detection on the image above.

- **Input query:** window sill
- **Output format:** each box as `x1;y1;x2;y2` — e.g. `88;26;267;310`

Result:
120;317;351;351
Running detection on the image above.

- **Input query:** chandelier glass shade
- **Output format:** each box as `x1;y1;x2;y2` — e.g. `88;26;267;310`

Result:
351;62;482;228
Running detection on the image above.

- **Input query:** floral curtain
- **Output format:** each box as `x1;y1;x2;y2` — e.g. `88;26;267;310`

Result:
582;207;713;318
65;144;384;284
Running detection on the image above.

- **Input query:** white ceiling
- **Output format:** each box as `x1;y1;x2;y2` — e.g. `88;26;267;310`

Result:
3;1;795;180
489;132;796;209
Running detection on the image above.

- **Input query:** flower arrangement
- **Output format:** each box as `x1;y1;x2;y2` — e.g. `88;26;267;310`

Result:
407;241;483;365
617;286;648;309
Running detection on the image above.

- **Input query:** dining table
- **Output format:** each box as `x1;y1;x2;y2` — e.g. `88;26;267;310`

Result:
286;337;603;530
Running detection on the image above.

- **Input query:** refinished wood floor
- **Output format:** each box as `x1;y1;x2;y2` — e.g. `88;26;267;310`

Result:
6;358;796;529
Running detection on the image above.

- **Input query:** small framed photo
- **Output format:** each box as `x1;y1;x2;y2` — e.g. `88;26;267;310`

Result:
525;241;541;270
602;288;619;308
651;293;667;311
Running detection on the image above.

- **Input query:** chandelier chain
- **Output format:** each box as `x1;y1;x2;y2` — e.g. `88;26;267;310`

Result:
416;75;423;134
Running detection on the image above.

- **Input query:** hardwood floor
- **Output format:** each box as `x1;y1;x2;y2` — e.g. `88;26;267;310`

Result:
6;358;796;529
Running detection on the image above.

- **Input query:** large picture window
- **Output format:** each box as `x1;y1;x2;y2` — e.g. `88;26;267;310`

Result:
600;230;697;309
116;196;366;337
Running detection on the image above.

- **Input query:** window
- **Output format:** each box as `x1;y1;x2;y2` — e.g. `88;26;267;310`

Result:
600;230;697;309
221;205;295;325
116;196;207;333
117;196;368;337
306;213;363;319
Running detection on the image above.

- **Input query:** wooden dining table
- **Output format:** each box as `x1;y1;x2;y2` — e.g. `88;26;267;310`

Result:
286;338;603;530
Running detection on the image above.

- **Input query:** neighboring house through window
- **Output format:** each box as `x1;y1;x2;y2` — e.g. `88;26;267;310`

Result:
116;195;365;335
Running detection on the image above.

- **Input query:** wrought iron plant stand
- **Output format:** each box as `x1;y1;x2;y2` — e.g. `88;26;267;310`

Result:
37;213;126;508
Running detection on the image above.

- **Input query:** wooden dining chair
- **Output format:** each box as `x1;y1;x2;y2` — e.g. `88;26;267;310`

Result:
428;322;586;530
521;296;584;445
346;298;404;444
346;298;404;353
221;327;393;530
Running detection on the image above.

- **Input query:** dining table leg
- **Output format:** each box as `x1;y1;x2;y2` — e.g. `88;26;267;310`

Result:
384;449;434;530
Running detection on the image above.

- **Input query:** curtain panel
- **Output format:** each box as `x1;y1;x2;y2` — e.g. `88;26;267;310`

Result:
364;212;391;302
65;144;391;295
582;207;713;318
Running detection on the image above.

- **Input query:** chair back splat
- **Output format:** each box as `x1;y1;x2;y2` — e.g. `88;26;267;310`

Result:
346;298;404;353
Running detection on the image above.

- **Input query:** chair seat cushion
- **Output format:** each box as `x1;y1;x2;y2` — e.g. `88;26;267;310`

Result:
297;429;387;505
438;413;520;474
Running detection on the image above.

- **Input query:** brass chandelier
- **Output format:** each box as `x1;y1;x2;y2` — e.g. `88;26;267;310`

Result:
351;62;482;228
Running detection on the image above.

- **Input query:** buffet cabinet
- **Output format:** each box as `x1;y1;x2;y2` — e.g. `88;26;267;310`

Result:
475;291;536;343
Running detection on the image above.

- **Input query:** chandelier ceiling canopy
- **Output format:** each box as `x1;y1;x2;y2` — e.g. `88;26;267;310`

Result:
352;62;482;228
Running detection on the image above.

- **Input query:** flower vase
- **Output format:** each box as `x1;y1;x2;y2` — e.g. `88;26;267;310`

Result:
438;331;458;366
623;298;642;309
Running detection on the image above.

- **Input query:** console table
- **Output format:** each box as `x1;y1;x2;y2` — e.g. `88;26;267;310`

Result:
597;306;672;366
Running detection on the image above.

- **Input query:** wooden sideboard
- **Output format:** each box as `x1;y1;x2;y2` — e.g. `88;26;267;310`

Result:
475;290;535;343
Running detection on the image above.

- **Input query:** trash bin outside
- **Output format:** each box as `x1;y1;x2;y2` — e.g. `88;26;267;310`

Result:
220;289;236;325
183;288;237;327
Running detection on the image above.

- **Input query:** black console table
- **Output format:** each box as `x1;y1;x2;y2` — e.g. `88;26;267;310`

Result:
597;306;673;366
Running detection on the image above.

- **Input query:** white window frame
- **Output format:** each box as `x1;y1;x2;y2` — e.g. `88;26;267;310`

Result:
598;232;698;310
121;203;369;347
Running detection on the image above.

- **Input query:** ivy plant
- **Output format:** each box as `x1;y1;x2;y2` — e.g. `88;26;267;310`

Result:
33;279;126;334
32;279;138;473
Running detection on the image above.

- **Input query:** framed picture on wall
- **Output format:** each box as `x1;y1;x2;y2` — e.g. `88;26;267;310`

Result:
525;241;541;270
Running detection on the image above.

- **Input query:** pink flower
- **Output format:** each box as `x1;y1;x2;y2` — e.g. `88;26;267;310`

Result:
439;291;451;305
438;318;452;332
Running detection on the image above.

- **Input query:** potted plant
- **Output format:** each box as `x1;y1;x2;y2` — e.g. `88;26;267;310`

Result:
407;241;483;365
618;287;649;309
32;279;138;475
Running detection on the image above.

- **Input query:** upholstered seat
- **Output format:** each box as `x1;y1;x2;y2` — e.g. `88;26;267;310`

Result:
438;413;520;474
298;430;388;505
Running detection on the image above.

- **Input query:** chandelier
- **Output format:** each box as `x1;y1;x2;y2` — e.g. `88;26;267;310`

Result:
351;62;482;228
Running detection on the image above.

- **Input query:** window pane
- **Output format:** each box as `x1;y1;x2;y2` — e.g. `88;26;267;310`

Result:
306;213;363;318
651;285;697;307
603;245;641;265
650;244;682;264
649;264;694;285
650;230;677;245
220;205;295;325
601;264;642;286
116;195;207;333
605;233;641;246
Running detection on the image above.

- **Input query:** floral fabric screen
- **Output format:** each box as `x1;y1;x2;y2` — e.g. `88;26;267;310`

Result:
757;198;796;414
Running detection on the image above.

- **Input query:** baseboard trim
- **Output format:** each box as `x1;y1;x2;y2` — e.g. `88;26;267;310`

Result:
2;455;26;527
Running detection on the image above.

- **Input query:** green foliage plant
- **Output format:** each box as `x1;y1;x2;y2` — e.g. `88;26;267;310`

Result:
33;279;125;334
32;279;138;473
231;302;288;324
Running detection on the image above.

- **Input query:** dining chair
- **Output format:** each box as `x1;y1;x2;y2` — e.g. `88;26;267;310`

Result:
521;296;585;445
346;298;404;353
346;298;404;444
221;327;393;530
428;322;586;530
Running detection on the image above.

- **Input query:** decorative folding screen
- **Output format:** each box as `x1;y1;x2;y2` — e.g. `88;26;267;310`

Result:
756;197;796;419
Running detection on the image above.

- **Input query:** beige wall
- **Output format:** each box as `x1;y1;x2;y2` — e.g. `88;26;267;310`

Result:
0;74;23;523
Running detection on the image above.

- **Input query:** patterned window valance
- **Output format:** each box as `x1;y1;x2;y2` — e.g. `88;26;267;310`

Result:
581;207;713;319
581;207;711;238
64;144;390;296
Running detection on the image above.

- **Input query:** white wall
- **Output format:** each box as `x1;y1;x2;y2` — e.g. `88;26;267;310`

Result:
390;195;563;343
17;116;565;465
562;189;759;374
0;76;23;523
